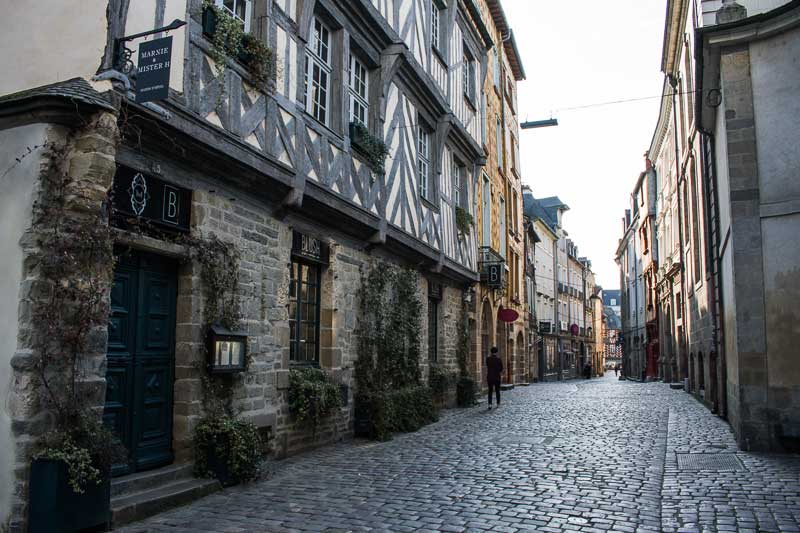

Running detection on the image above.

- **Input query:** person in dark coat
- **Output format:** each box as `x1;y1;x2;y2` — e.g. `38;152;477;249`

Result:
486;347;503;409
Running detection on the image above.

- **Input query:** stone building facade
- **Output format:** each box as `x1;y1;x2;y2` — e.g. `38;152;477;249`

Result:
0;0;508;526
472;0;528;387
621;0;800;451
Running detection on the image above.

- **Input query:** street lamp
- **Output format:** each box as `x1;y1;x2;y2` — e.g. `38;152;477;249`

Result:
520;118;558;130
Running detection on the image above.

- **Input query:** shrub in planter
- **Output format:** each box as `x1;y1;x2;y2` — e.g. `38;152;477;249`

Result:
456;376;479;407
429;364;459;404
288;368;342;433
29;417;127;533
193;416;262;486
349;121;390;176
455;206;474;239
354;386;437;440
201;1;277;96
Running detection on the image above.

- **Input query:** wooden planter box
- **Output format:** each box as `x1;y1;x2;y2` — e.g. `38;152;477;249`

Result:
28;458;110;533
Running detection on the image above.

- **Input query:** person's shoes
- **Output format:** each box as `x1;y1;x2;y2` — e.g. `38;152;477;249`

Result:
488;405;492;410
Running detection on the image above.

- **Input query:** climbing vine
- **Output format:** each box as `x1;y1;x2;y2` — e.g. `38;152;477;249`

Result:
30;137;127;491
455;206;474;240
354;264;437;440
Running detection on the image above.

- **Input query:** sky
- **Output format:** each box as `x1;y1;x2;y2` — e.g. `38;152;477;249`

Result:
504;0;667;290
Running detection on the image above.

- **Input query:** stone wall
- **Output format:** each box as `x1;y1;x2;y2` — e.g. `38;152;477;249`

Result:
5;111;120;530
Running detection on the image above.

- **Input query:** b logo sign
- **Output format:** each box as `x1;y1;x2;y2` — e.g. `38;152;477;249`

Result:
163;185;180;225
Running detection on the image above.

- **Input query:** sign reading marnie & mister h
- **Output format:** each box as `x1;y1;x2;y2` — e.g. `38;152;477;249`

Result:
135;36;173;103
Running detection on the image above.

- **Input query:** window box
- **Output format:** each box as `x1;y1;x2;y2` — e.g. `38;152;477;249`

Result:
349;121;389;176
28;458;111;533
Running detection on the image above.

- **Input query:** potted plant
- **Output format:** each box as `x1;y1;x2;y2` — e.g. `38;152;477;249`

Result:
193;415;262;487
287;368;342;435
455;206;474;239
349;121;390;176
29;415;127;533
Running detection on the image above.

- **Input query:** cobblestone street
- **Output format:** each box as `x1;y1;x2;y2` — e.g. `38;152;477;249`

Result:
118;374;800;533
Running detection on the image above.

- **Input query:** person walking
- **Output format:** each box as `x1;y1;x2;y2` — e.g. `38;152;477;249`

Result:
614;363;619;377
486;347;503;410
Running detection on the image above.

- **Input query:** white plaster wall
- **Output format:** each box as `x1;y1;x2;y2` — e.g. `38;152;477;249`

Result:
0;124;47;524
751;28;800;205
0;1;108;96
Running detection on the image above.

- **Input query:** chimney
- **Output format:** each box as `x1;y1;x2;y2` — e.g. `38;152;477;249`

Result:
716;0;747;24
625;209;631;228
644;151;652;171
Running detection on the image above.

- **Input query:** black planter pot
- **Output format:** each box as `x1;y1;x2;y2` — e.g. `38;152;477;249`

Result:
353;406;371;438
205;446;236;487
202;6;218;37
28;458;110;533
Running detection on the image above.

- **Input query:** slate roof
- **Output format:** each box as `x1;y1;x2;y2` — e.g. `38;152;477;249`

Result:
602;290;621;307
0;78;115;111
523;192;568;235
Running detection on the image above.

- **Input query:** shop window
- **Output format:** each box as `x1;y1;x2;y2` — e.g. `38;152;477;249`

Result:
304;18;332;125
288;259;321;364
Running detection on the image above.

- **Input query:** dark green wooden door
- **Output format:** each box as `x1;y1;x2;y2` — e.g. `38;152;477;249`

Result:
104;251;177;475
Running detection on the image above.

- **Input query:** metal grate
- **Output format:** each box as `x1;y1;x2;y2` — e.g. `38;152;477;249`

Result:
676;453;745;471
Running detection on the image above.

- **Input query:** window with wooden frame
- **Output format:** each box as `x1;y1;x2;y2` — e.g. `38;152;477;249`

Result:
417;126;431;200
496;115;504;171
215;0;252;31
452;156;466;208
348;54;369;125
431;0;444;53
288;259;321;364
304;18;332;125
463;45;475;103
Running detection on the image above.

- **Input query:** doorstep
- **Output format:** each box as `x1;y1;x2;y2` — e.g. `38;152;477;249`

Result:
110;463;220;528
500;384;515;391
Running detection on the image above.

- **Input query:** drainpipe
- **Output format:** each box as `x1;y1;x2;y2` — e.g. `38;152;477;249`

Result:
669;74;689;382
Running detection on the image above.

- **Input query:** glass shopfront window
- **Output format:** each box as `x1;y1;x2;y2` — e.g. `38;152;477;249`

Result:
289;259;321;364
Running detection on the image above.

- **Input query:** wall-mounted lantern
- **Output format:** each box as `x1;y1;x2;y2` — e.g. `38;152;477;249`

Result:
207;324;247;374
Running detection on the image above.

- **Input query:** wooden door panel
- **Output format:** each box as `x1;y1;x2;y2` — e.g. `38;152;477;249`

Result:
105;250;177;475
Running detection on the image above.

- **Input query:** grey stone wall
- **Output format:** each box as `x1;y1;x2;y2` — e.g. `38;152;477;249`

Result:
6;111;120;530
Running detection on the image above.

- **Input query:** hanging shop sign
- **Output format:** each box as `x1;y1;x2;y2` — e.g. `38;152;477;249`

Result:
498;307;519;323
292;231;329;265
135;36;173;103
570;324;579;336
112;165;191;232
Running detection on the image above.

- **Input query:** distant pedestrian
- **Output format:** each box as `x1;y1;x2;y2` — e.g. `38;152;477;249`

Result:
486;347;503;409
614;364;619;377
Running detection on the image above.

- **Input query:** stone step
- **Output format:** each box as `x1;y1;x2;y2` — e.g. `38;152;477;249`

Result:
111;477;221;527
500;384;515;391
111;463;194;497
669;382;685;390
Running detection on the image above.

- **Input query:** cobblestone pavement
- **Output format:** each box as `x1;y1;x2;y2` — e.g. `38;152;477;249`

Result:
118;374;800;532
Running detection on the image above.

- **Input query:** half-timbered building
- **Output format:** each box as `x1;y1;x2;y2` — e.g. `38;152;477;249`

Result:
0;0;501;527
